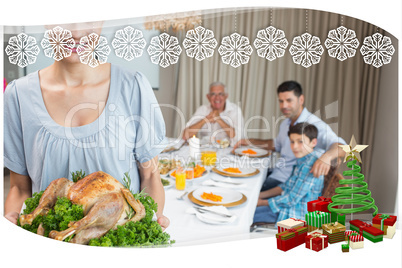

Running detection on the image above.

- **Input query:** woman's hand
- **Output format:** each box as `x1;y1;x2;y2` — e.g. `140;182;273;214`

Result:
157;214;170;231
5;211;19;225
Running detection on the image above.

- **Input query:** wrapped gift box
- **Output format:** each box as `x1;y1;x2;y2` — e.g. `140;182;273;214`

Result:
337;214;346;226
305;211;331;232
307;196;332;212
276;226;308;251
323;229;345;244
372;214;397;239
344;230;359;241
277;218;307;233
350;219;384;243
322;222;346;234
305;231;328;252
341;244;349;252
348;233;364;249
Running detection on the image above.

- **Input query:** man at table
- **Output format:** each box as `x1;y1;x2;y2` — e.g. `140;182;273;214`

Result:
234;81;346;191
182;82;244;147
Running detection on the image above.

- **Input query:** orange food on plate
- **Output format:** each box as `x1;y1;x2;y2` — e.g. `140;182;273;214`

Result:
201;192;223;202
193;164;206;178
242;149;257;155
171;165;206;179
223;167;242;173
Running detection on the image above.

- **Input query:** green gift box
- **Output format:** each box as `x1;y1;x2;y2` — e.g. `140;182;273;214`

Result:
305;211;331;229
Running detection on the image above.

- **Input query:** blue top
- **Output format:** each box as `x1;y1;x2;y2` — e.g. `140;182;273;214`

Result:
269;149;325;222
270;107;346;183
4;64;167;193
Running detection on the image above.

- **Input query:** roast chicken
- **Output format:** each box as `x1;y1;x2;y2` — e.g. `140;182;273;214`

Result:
19;171;146;244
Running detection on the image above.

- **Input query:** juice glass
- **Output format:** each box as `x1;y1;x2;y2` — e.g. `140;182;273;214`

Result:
201;148;217;166
185;167;194;187
175;167;186;190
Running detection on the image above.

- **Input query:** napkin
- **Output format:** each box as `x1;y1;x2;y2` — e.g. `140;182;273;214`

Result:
186;206;237;224
202;179;246;188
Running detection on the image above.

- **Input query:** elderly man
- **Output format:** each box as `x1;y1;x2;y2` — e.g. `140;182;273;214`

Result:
183;82;244;146
234;81;346;191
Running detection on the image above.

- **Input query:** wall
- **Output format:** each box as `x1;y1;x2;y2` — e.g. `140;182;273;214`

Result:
368;33;399;214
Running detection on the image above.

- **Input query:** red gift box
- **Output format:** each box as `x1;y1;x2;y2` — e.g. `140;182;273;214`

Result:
372;214;397;228
307;196;332;212
305;231;328;252
344;230;359;240
276;226;308;251
350;219;384;243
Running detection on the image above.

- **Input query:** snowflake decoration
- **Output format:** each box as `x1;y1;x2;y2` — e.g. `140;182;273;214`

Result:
5;33;40;68
360;32;395;68
147;33;182;68
77;33;111;68
253;26;288;61
289;33;324;68
111;26;147;61
218;33;253;68
182;26;217;61
324;26;359;61
41;26;75;61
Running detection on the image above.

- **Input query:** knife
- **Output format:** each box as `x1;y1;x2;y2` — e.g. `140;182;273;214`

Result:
211;178;243;185
193;206;233;218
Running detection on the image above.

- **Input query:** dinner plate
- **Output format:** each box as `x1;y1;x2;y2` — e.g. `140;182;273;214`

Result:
161;177;174;189
192;187;243;205
169;167;209;181
233;147;270;158
188;190;247;207
212;166;260;177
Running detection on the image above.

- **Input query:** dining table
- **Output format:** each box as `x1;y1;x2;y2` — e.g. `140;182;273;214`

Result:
160;142;275;246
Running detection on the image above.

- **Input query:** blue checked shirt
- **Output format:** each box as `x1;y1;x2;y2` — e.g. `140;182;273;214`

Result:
268;149;325;222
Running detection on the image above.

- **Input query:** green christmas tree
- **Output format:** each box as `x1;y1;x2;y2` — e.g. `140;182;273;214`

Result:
328;135;378;220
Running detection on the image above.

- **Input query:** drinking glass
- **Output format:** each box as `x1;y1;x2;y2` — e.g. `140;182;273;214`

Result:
201;147;217;167
175;167;186;190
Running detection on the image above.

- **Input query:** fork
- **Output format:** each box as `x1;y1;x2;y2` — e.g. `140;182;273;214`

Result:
176;191;188;200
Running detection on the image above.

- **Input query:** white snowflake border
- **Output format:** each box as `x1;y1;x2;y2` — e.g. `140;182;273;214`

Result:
147;33;182;68
254;26;288;61
5;33;40;68
182;26;217;61
360;32;395;68
324;26;359;61
218;33;253;68
77;33;111;68
41;26;75;61
112;26;147;61
289;32;324;68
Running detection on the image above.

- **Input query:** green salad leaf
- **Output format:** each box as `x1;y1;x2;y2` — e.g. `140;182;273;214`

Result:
19;192;84;238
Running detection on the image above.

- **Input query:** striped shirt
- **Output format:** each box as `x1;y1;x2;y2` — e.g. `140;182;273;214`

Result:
269;149;324;222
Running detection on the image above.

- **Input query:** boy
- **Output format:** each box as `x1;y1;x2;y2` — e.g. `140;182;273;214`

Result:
253;122;324;224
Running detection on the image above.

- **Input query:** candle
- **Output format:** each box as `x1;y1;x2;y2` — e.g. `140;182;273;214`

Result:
189;135;200;146
189;135;201;160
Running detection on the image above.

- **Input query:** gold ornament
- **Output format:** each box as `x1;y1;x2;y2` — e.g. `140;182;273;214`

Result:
339;135;368;163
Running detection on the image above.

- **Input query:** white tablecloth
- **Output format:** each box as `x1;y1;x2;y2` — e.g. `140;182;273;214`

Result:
161;145;270;245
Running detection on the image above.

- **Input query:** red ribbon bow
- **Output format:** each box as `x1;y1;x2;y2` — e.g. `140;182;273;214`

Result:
358;222;372;234
290;218;305;222
318;196;331;202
